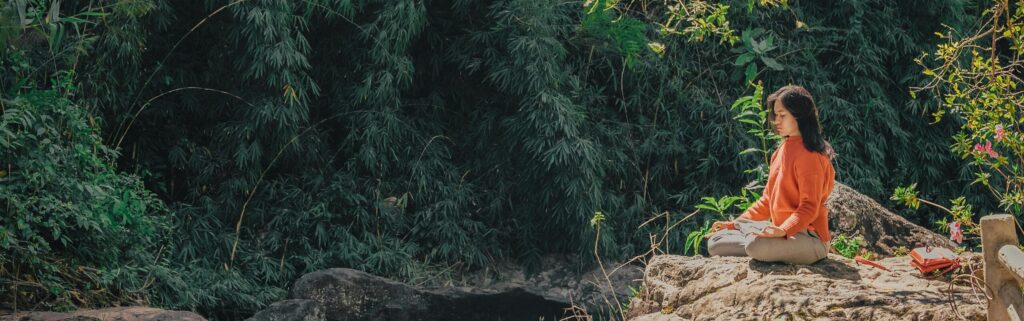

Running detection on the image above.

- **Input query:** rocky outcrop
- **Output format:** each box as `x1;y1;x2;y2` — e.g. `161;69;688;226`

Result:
826;182;955;256
1;307;206;321
625;254;985;321
247;256;643;321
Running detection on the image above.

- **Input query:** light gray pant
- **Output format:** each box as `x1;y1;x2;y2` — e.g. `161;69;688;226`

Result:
706;218;828;265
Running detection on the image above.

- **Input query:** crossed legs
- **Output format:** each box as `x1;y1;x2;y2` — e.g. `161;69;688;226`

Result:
706;218;828;265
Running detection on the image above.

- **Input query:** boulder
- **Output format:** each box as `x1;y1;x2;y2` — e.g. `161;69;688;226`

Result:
245;300;324;321
288;268;433;321
826;182;955;256
1;307;206;321
625;254;985;321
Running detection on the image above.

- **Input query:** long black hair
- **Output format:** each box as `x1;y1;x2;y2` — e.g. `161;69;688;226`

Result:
767;85;836;159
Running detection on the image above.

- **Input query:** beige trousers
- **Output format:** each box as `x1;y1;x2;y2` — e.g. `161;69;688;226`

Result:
706;218;828;265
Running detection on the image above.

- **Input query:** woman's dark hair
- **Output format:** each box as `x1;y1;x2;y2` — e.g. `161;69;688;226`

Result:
766;85;836;159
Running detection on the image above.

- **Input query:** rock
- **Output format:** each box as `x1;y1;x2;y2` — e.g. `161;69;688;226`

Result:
288;268;432;321
1;307;206;321
280;260;642;321
244;300;323;321
826;182;955;256
448;255;644;316
625;254;986;321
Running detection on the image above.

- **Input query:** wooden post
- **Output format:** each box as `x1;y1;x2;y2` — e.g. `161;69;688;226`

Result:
982;214;1024;321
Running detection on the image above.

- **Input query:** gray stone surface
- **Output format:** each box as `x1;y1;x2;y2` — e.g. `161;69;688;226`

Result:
244;300;323;321
626;254;985;321
1;307;206;321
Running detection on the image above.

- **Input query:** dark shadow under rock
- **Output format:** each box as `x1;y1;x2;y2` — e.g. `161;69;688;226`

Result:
427;287;569;321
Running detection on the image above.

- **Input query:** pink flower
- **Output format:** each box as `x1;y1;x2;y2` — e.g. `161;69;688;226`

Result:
974;140;999;158
995;124;1006;141
949;221;963;244
986;141;999;158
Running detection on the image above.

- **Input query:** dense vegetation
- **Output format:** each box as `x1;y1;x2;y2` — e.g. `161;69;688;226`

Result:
1;0;996;318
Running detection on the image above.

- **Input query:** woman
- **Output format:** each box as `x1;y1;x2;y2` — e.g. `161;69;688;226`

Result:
705;85;836;265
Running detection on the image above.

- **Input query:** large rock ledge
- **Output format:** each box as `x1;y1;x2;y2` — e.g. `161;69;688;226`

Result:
625;254;985;321
1;307;206;321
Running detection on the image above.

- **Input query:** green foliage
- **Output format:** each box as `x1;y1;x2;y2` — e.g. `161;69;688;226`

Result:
0;0;179;312
684;190;759;256
892;185;978;238
581;0;657;68
949;197;975;227
684;83;770;257
0;0;991;318
935;216;950;233
694;195;744;217
621;285;640;313
891;183;922;210
730;81;779;183
684;220;712;255
901;0;1024;243
831;234;863;259
735;188;761;212
0;89;170;310
731;29;783;84
591;211;607;227
659;1;738;45
893;245;909;256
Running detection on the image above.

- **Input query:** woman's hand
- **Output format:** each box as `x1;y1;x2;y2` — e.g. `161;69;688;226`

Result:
704;221;735;238
752;225;786;238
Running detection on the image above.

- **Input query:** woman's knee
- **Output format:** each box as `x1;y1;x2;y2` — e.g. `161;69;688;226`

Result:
745;236;826;265
743;237;778;261
706;231;746;256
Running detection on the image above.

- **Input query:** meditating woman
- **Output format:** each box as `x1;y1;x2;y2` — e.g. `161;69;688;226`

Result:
705;85;836;265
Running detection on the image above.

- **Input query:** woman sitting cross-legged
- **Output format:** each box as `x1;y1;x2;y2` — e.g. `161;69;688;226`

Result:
705;85;836;265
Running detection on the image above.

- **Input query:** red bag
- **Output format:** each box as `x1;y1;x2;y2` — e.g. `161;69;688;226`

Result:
909;246;960;277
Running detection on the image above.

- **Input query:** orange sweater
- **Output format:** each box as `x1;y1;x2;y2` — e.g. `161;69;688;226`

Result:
737;135;836;243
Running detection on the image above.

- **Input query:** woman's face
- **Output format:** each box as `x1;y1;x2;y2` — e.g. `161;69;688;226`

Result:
773;99;800;137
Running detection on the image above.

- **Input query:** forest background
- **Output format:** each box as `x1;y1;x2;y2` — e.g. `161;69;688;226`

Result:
1;0;1011;319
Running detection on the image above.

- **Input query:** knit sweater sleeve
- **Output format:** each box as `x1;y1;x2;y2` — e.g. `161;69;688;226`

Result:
778;154;826;237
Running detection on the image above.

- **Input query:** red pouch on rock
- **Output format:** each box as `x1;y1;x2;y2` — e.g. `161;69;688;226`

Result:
909;246;960;276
